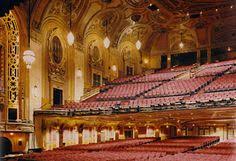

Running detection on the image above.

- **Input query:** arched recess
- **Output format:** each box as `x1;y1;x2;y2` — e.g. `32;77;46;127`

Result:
0;137;12;156
118;41;142;76
84;34;108;89
169;27;198;54
160;125;177;139
40;17;72;106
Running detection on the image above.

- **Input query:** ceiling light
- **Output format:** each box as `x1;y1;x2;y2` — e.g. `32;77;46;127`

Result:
111;65;117;72
186;12;189;16
67;31;75;46
149;3;152;6
67;1;74;45
23;0;35;69
23;50;36;69
227;47;232;52
215;8;218;12
136;40;142;50
179;41;184;48
230;5;233;9
200;11;203;15
157;8;160;12
103;36;110;48
143;58;149;64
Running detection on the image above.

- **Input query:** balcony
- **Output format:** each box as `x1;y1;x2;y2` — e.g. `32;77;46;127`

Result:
0;120;34;133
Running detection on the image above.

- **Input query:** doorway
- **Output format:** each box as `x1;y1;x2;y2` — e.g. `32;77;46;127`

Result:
0;137;12;157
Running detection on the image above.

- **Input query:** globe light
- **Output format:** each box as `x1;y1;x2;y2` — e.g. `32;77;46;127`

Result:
103;36;110;49
67;31;75;46
143;58;149;64
179;41;184;48
111;65;117;72
23;49;36;69
76;69;82;78
136;40;142;50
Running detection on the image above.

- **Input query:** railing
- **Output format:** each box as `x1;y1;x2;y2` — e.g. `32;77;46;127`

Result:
80;87;100;101
0;120;34;133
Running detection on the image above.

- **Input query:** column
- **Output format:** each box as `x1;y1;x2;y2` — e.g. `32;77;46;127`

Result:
207;47;211;63
155;128;160;138
134;127;138;139
97;127;101;143
167;52;171;68
196;49;201;64
59;127;64;147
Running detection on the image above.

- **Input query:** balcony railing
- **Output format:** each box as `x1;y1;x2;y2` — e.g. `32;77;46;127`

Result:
0;120;34;133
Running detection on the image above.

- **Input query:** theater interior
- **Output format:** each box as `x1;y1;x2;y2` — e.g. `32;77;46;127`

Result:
0;0;236;160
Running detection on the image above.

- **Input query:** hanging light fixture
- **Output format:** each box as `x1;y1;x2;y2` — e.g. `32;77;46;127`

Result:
103;19;110;49
23;0;35;69
179;32;184;49
67;1;74;46
136;31;142;50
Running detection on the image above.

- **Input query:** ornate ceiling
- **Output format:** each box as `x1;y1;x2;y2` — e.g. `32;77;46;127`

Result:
14;0;236;53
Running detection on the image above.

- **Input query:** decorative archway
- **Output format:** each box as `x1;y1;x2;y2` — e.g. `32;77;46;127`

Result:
0;137;12;156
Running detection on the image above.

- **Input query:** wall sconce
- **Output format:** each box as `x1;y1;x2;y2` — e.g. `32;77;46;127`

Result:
143;58;149;64
76;68;82;78
111;65;117;72
33;85;39;98
18;139;22;146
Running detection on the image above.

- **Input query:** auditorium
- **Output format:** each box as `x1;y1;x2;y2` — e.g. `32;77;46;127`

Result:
0;0;236;160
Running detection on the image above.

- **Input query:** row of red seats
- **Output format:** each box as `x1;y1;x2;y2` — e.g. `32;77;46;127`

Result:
132;72;183;83
160;64;196;72
110;75;141;84
185;90;236;104
128;96;184;107
201;60;235;68
96;82;161;101
61;138;156;151
62;101;121;110
156;153;235;161
194;139;236;155
144;77;212;98
195;65;231;77
204;74;236;92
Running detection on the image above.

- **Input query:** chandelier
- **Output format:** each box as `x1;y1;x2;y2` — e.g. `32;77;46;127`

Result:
103;19;110;48
23;0;35;69
67;0;75;46
179;32;184;49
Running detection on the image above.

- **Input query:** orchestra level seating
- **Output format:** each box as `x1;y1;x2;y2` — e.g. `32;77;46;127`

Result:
17;136;224;161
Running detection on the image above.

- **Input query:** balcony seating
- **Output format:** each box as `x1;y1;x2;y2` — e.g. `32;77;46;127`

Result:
195;65;231;77
204;74;236;92
185;90;236;104
129;96;184;107
144;77;212;98
96;82;161;101
63;100;121;110
201;60;235;68
110;75;141;84
228;65;236;74
132;72;183;83
160;65;196;72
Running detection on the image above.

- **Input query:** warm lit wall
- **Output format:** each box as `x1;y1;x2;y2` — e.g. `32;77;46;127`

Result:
0;133;29;152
